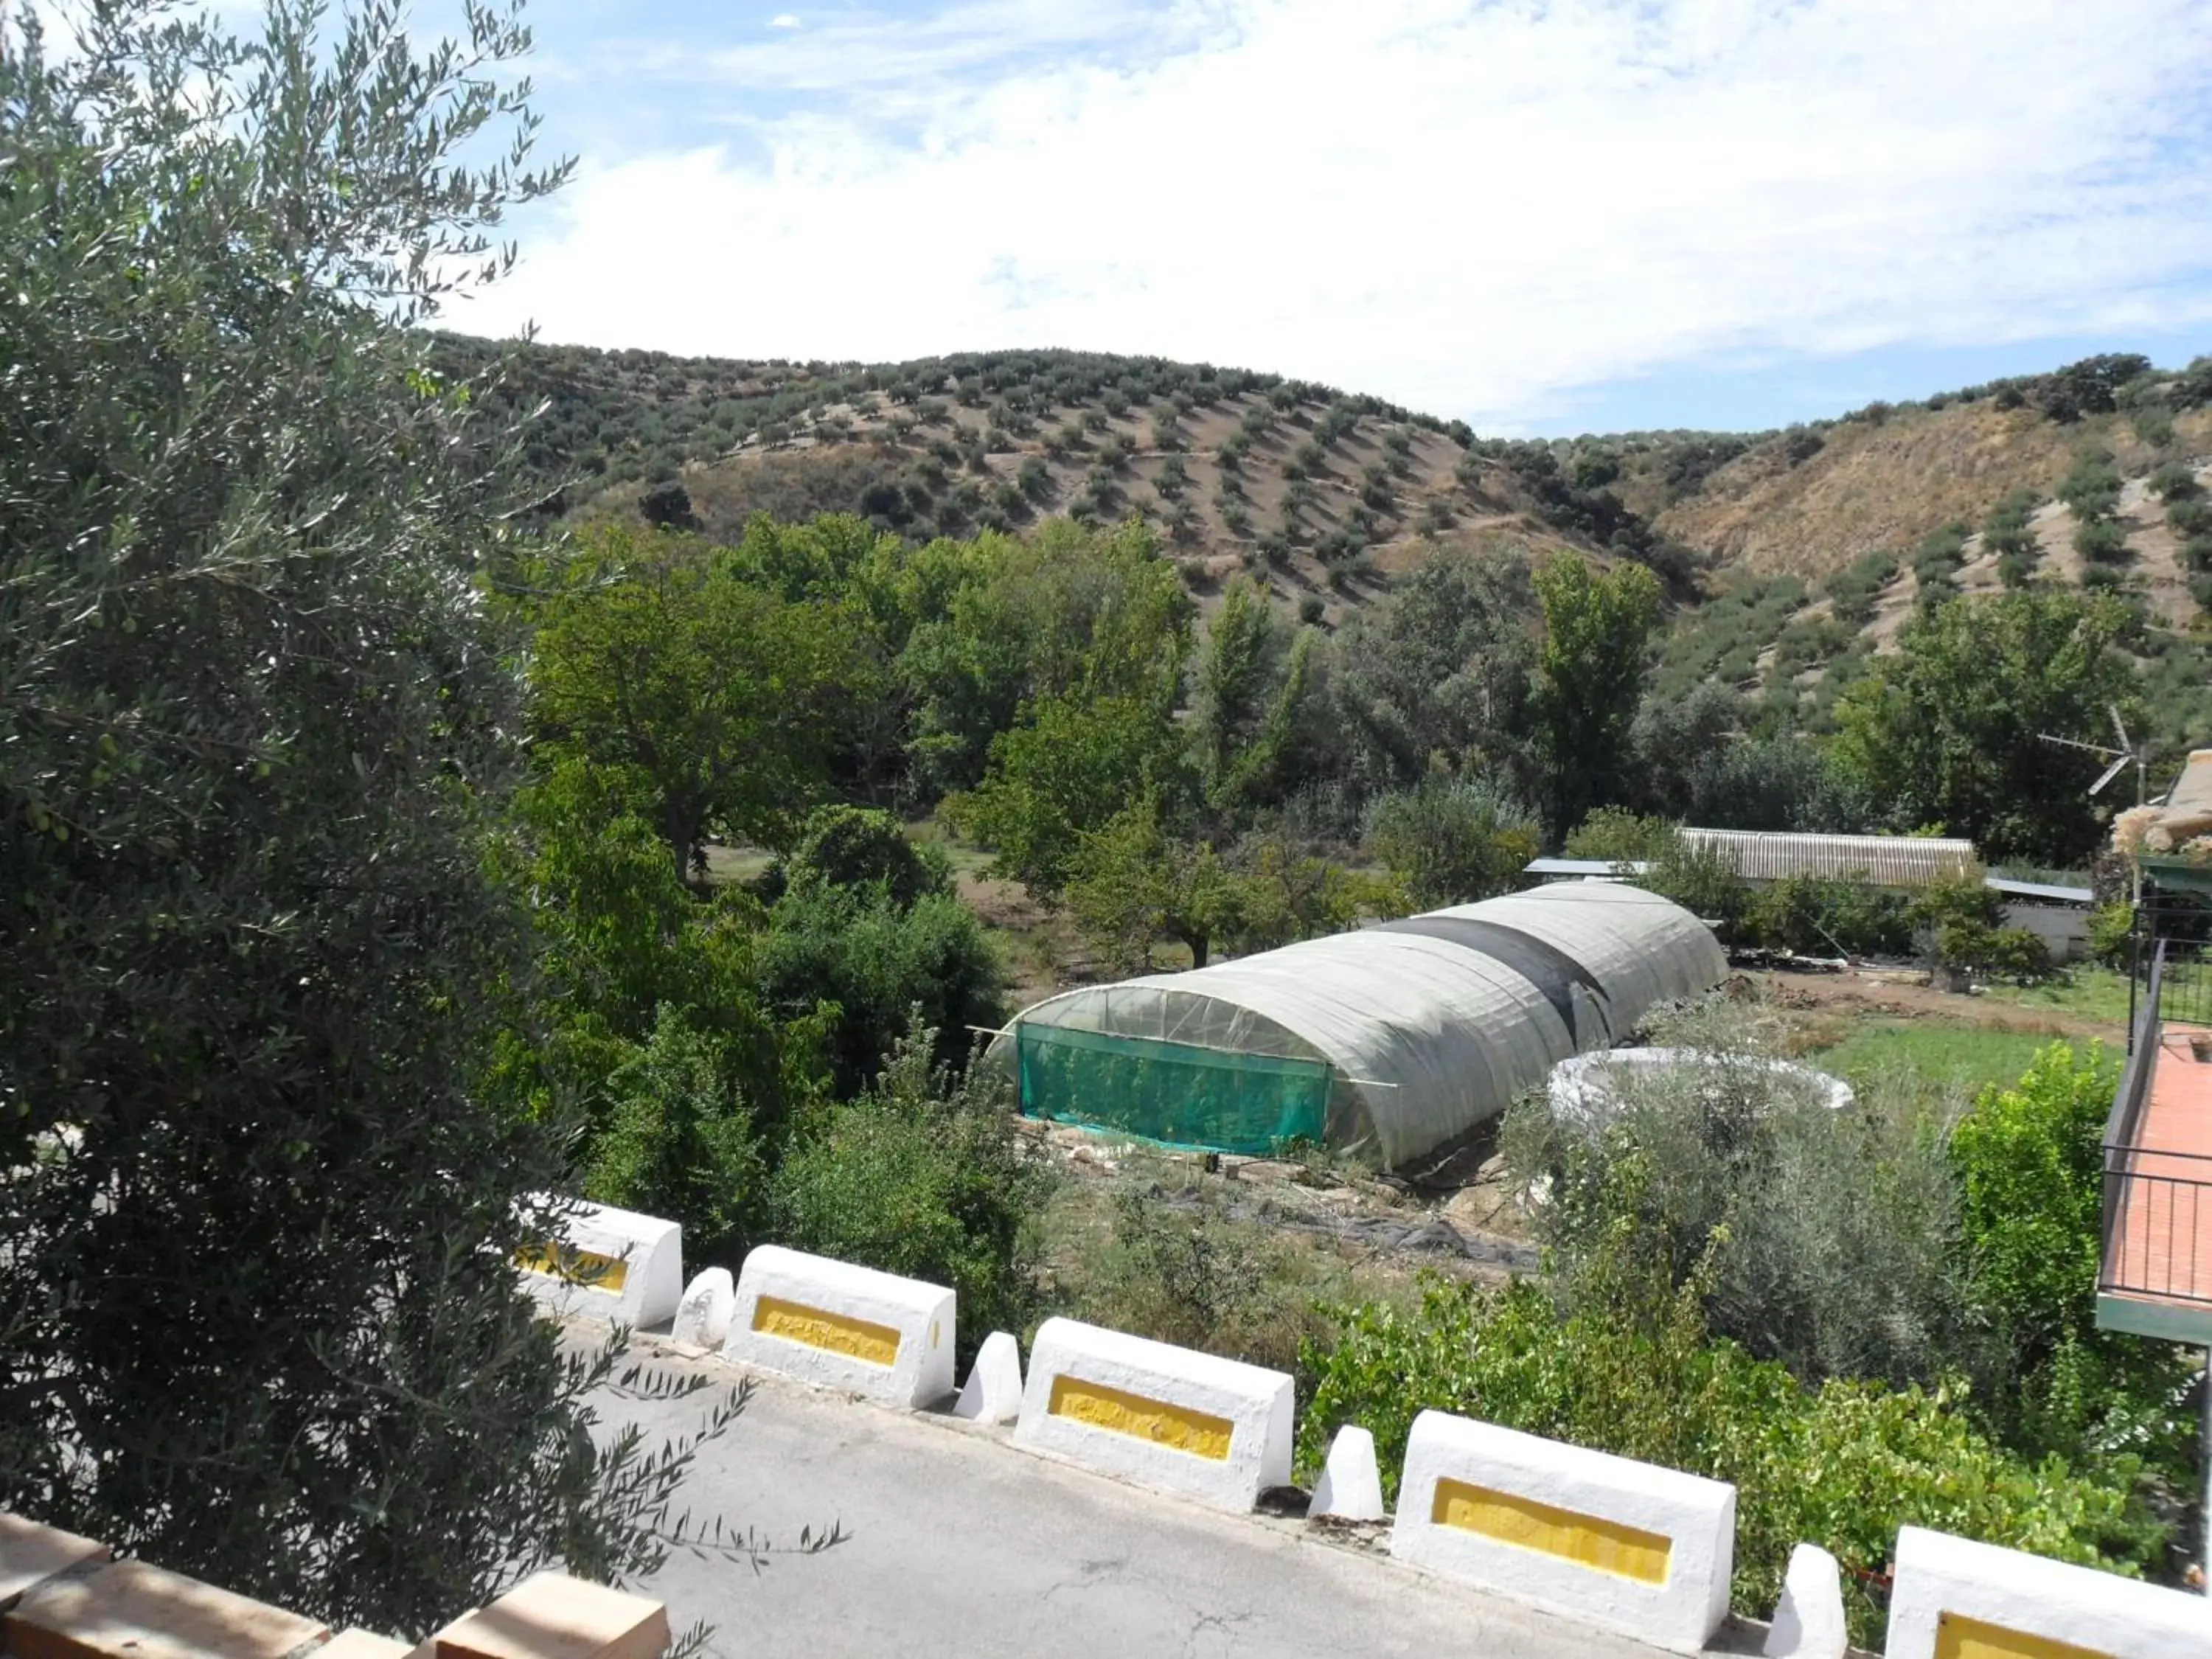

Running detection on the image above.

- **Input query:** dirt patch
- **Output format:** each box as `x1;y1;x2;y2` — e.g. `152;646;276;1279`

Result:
1750;966;2121;1042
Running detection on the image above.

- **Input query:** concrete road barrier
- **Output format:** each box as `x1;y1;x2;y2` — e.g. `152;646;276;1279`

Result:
1390;1411;1734;1654
518;1198;682;1330
1012;1318;1293;1513
1885;1525;2211;1659
724;1245;955;1408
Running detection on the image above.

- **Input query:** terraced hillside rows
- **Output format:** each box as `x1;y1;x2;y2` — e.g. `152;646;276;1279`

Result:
446;335;2212;744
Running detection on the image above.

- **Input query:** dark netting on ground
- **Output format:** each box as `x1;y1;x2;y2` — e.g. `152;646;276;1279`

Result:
1015;1023;1329;1155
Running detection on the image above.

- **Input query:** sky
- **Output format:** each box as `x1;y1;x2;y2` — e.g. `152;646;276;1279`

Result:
440;0;2212;437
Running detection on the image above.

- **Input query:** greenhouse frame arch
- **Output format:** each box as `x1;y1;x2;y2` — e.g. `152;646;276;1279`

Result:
993;883;1728;1170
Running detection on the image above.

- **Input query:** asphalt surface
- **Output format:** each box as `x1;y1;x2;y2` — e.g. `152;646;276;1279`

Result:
592;1333;1710;1659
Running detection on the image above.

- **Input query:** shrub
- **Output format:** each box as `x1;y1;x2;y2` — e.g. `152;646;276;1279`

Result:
1298;594;1325;625
2148;462;2199;502
1362;776;1540;907
585;1006;768;1266
1299;1276;2160;1648
768;804;950;908
2073;518;2129;563
756;883;1005;1096
1743;874;1913;956
2058;454;2122;522
2165;497;2212;538
769;1026;1047;1357
2087;902;2135;971
1951;1044;2195;1477
1561;807;1677;864
1641;836;1750;937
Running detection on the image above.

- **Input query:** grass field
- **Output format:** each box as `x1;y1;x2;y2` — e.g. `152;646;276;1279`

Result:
1807;1020;2110;1099
1980;966;2137;1026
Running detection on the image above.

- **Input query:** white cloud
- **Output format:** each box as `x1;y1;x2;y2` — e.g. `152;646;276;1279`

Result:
456;0;2212;428
768;13;801;28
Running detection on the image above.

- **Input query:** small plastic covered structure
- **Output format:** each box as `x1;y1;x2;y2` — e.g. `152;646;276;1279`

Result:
992;883;1726;1169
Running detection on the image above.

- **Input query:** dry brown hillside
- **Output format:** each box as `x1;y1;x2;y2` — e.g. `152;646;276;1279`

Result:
1650;400;2212;578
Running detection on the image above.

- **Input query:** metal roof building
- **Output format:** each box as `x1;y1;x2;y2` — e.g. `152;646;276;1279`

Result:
1677;829;1977;888
991;884;1727;1171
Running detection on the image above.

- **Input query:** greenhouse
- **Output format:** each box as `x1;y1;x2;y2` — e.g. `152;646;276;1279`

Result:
993;883;1727;1171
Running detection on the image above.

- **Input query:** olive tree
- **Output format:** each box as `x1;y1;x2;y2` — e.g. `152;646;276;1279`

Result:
0;1;796;1638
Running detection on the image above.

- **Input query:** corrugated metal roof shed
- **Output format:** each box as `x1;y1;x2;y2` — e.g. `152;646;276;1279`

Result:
1678;829;1977;888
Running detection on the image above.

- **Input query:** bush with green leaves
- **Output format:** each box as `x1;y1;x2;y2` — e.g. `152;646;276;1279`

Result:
1950;1045;2197;1480
755;883;1006;1098
1500;1002;1980;1391
769;1026;1048;1359
2148;462;2199;502
767;804;950;908
2087;902;2136;971
585;1006;773;1265
1299;1273;2160;1648
1742;874;1913;956
1561;807;1678;865
1362;776;1540;908
2074;518;2130;563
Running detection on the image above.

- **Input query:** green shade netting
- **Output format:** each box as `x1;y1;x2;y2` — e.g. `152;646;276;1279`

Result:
1015;1022;1329;1155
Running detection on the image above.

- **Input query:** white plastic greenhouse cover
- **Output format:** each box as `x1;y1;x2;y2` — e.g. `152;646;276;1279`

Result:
1000;883;1727;1169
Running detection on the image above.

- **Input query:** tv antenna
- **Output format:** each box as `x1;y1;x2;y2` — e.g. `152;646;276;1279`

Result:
2039;704;2146;805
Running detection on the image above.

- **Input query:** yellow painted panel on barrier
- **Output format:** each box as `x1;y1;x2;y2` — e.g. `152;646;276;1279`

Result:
751;1295;902;1367
515;1245;629;1295
1934;1613;2112;1659
1046;1376;1233;1461
1431;1478;1672;1586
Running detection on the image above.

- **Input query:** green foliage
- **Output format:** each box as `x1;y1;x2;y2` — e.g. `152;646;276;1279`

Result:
1363;776;1541;908
1562;807;1677;864
1832;590;2143;864
958;688;1188;896
1950;1046;2198;1480
771;804;949;908
2087;902;2136;972
770;1026;1048;1355
2058;453;2123;522
1299;1276;2158;1646
1533;555;1663;836
0;0;748;1633
2073;518;2130;564
1193;579;1319;814
585;1007;769;1265
1501;1026;1977;1391
1640;836;1750;936
1328;549;1537;793
755;883;1005;1098
1742;874;1913;956
1684;738;1874;834
1063;796;1245;971
2148;462;2199;502
526;525;866;873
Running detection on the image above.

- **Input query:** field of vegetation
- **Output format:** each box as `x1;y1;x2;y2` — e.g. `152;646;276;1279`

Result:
6;3;2210;1650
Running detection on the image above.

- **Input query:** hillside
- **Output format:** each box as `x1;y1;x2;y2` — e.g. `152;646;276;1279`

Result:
444;334;2212;748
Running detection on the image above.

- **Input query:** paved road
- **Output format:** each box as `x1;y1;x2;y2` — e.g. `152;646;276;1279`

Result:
594;1336;1712;1659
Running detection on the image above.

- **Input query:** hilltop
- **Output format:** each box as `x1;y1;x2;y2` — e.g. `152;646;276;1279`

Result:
442;335;2212;753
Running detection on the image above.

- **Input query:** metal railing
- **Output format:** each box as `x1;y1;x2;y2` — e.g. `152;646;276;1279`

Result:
2102;939;2212;1307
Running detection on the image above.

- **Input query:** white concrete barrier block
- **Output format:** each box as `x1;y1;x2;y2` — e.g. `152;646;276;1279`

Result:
1311;1425;1386;1522
725;1245;955;1408
1012;1318;1293;1513
1389;1411;1735;1654
1764;1543;1846;1659
1885;1525;2212;1659
953;1330;1023;1425
671;1267;734;1349
518;1197;683;1330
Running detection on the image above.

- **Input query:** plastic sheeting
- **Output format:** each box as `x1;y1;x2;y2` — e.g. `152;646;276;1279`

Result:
997;883;1728;1169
